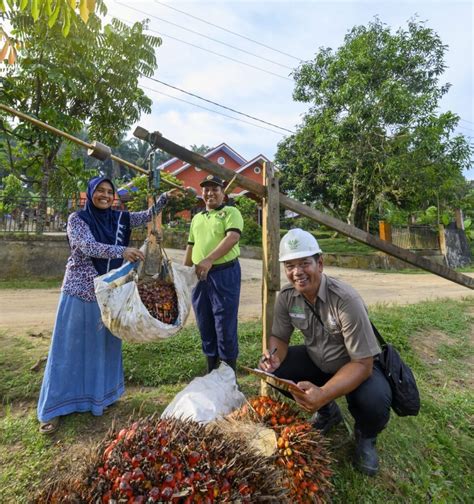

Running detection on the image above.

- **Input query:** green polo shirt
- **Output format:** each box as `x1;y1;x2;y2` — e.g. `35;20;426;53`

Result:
188;204;244;265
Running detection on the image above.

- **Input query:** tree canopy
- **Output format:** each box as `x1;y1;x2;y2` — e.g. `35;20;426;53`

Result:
0;7;161;231
275;18;472;229
1;0;106;63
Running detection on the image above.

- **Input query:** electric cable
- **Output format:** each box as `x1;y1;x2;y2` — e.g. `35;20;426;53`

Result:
153;0;301;61
114;0;293;70
141;84;288;136
114;16;292;81
145;76;295;134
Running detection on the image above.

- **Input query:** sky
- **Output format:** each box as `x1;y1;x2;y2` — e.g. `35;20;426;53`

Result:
106;0;474;178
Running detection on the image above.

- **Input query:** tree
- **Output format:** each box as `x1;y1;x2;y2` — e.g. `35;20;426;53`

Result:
1;0;105;64
124;172;195;224
114;137;171;178
0;8;161;232
276;18;472;230
0;172;24;213
190;144;212;155
235;195;261;245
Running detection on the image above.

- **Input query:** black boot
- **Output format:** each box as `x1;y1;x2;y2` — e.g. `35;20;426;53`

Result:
222;359;237;371
311;401;343;435
206;355;220;373
354;429;379;476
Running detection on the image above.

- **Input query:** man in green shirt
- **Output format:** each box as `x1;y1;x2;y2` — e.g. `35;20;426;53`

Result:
184;175;244;373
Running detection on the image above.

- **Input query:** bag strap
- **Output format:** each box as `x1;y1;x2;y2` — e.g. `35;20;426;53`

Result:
303;299;325;328
303;298;387;348
370;321;387;347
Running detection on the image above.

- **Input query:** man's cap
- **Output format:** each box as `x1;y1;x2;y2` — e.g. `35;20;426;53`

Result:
200;175;225;187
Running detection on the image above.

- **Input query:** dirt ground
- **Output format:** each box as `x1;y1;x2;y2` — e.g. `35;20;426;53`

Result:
0;249;472;335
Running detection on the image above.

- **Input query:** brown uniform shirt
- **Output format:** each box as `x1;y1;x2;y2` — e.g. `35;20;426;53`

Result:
272;273;381;374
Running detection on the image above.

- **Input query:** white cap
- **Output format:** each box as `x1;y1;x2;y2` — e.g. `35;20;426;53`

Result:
279;228;323;262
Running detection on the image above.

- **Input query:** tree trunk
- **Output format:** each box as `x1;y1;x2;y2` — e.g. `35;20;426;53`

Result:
36;156;52;234
347;176;360;227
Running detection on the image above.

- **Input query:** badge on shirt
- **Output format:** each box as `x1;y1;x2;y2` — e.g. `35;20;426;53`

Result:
289;306;306;319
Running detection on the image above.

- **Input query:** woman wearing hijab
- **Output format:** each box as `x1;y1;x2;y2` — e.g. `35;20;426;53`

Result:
37;176;182;434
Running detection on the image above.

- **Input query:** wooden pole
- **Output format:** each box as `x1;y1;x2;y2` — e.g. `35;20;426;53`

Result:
261;162;280;395
0;105;195;195
379;220;392;243
438;224;447;257
144;131;473;290
454;209;464;230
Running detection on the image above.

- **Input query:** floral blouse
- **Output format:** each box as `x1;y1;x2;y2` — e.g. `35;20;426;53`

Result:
62;194;168;302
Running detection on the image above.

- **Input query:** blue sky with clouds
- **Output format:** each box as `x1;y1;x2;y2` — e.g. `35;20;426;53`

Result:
108;0;473;178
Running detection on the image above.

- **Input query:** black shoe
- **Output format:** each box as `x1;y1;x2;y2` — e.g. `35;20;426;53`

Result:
311;401;343;435
354;429;379;476
206;355;220;373
222;359;236;371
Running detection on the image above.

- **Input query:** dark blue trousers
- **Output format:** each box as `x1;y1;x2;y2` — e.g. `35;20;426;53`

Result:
192;261;241;361
274;345;392;437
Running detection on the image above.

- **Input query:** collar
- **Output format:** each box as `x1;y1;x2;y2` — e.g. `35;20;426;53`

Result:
201;203;226;215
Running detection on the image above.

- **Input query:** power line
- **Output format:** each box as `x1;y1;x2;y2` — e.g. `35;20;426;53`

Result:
460;118;474;125
457;124;474;132
145;76;295;134
153;0;301;62
114;0;294;71
115;16;292;82
141;85;287;136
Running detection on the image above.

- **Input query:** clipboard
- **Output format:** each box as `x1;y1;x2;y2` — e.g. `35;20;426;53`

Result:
241;366;305;396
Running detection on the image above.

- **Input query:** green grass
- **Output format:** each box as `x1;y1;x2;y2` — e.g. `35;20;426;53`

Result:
0;278;63;289
1;298;473;502
317;237;375;254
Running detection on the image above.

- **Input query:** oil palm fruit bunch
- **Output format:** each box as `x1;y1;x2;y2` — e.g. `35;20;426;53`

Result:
235;396;333;503
137;279;179;324
35;416;287;503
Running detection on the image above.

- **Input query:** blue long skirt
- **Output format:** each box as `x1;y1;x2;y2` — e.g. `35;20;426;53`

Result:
37;293;124;422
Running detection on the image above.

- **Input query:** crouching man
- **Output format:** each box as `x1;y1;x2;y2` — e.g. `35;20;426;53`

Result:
259;228;392;476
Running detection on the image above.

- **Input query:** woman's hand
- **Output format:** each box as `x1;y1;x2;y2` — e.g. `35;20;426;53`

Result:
123;247;145;263
166;188;186;199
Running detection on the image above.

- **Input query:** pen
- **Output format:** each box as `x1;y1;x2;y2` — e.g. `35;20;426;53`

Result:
260;347;277;364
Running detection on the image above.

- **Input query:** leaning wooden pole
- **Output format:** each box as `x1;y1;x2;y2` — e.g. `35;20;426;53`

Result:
0;105;193;195
261;162;281;394
139;129;473;290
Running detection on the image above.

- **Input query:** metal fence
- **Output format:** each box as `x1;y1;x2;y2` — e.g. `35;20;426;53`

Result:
392;225;440;250
0;196;71;233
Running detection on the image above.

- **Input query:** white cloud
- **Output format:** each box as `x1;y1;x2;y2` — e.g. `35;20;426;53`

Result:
110;0;473;177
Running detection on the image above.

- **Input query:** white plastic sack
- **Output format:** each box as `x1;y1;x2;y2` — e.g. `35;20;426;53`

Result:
94;250;197;342
161;363;245;423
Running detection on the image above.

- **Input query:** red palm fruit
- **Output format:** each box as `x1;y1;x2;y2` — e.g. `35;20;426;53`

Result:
132;468;145;481
187;451;201;466
238;483;250;496
160;486;174;500
131;454;143;468
221;479;231;492
163;474;176;488
117;428;128;440
193;472;203;481
119;480;133;497
101;491;112;503
148;487;160;501
121;471;132;482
